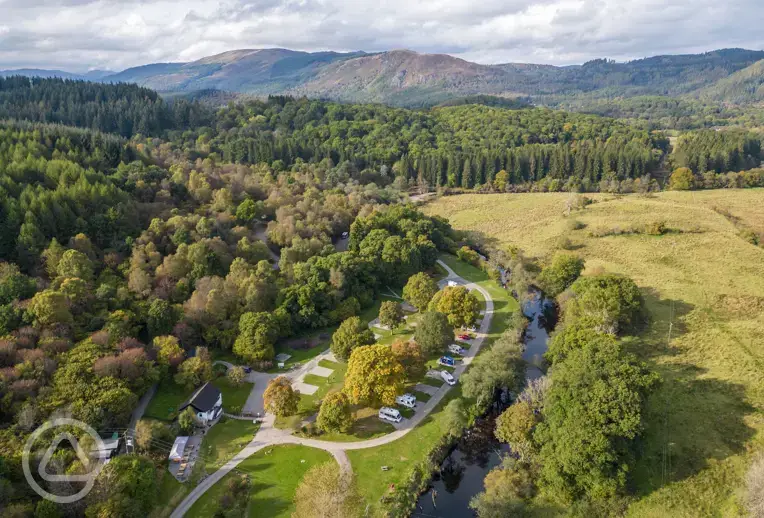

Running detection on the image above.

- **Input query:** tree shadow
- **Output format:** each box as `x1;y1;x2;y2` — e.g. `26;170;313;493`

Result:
631;364;756;497
623;289;756;499
631;288;695;358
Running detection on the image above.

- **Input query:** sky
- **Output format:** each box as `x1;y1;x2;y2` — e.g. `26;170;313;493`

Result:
1;0;763;72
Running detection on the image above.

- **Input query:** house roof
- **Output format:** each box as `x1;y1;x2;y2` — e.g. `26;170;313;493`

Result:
179;382;221;413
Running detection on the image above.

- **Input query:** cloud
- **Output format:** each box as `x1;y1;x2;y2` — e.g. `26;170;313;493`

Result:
0;0;762;72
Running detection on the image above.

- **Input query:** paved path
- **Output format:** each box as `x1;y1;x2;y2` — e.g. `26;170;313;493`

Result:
170;259;494;517
128;383;157;433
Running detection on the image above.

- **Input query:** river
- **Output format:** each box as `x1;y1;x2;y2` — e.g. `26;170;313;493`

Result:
412;289;555;517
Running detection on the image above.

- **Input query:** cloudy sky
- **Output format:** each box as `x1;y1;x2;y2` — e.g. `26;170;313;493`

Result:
1;0;762;72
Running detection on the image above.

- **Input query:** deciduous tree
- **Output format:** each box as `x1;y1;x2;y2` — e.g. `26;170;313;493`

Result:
414;311;453;355
330;316;375;361
317;392;352;433
378;301;403;333
402;272;438;311
263;376;300;417
344;345;405;407
428;286;480;328
233;311;277;363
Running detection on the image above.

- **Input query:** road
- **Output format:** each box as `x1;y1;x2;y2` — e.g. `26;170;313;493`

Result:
170;259;494;517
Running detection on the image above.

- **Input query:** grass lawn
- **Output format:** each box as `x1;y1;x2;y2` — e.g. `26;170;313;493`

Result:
275;362;348;430
313;407;395;442
425;190;764;516
211;377;254;414
186;445;333;518
412;390;432;403
420;377;444;388
347;388;467;515
150;468;190;518
144;381;190;421
318;359;341;369
199;417;260;471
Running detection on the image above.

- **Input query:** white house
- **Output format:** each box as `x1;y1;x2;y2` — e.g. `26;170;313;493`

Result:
178;382;223;425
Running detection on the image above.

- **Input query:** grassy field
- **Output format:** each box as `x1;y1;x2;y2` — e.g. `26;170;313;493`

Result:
199;417;260;471
144;381;190;421
150;469;190;518
425;189;764;516
186;445;333;518
211;377;254;413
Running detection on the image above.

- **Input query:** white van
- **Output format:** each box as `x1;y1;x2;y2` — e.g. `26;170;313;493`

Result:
441;370;457;386
448;344;466;356
396;394;417;409
378;407;402;423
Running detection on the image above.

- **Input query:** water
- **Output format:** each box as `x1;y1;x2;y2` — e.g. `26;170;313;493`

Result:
413;289;554;517
522;291;555;381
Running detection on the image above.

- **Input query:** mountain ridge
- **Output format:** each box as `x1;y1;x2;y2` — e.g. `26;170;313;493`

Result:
3;47;764;107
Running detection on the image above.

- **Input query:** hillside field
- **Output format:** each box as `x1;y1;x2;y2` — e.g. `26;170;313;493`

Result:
424;189;764;516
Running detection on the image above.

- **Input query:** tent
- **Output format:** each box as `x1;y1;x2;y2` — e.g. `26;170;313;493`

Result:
169;436;189;462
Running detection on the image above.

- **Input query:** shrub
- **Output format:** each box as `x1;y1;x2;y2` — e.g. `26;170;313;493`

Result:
643;220;667;235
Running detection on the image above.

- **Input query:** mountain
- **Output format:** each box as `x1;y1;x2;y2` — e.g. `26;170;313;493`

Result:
696;59;764;104
104;48;365;93
9;47;764;108
100;47;764;107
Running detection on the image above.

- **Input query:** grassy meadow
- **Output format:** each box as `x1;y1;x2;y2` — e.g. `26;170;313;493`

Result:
424;189;764;517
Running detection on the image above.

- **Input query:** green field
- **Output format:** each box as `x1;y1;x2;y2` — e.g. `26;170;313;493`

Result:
186;445;333;518
199;417;260;471
425;189;764;516
145;381;191;421
211;376;254;413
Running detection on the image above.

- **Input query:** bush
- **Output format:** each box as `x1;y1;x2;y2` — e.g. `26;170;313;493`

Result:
740;229;760;246
643;220;667;235
567;219;585;231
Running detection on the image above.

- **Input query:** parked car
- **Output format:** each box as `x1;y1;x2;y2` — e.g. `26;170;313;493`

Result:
243;366;252;374
441;370;457;386
447;280;458;287
466;325;477;332
396;394;417;409
448;344;466;356
457;333;472;341
379;407;402;423
438;355;455;367
341;231;349;239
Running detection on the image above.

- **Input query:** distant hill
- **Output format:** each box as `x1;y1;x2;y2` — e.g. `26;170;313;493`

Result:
0;69;112;80
104;48;366;94
7;47;764;108
696;59;764;103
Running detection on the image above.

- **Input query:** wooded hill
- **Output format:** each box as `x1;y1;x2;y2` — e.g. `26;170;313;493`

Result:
7;47;764;115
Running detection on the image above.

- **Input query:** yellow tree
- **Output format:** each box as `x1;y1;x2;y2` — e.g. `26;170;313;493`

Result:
344;345;405;407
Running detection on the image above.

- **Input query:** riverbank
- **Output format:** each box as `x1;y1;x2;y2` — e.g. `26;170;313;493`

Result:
414;287;554;516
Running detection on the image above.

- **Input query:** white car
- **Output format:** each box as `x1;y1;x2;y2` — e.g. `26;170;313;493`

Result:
441;370;456;386
466;325;477;332
396;394;417;409
378;407;402;423
448;344;466;356
447;280;458;287
341;231;349;239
